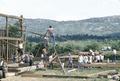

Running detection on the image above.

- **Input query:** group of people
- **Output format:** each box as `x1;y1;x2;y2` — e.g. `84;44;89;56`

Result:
12;41;24;63
11;25;118;70
77;53;104;66
68;51;105;69
12;40;34;66
20;53;34;66
12;25;55;64
68;49;118;69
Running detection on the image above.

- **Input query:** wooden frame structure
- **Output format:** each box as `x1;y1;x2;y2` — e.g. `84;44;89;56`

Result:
0;13;25;62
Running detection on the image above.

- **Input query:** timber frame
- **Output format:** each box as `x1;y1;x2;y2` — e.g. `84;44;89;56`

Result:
0;13;25;62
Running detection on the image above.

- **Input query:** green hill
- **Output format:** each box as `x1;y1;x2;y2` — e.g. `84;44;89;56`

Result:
24;15;120;36
0;15;120;36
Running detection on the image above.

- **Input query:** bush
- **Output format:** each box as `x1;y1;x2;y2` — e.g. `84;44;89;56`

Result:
32;43;45;56
112;41;120;50
84;43;100;51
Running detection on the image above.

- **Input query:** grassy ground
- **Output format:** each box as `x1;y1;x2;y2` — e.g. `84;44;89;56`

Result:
2;68;118;81
2;76;110;81
34;68;116;75
35;68;106;76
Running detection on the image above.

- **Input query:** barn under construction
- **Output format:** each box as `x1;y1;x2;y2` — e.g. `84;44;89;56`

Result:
0;13;25;62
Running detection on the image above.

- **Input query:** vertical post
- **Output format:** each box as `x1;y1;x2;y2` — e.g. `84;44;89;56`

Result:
24;26;26;53
6;16;9;62
19;15;25;53
16;40;19;62
0;41;1;59
19;15;23;38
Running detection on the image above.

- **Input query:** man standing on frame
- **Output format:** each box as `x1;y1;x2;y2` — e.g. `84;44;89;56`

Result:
46;26;55;47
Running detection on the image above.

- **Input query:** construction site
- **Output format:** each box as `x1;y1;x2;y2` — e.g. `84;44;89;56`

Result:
0;13;120;81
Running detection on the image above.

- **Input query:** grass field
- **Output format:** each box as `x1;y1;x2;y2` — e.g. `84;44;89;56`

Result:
2;76;109;81
3;66;120;81
24;68;119;81
35;68;113;76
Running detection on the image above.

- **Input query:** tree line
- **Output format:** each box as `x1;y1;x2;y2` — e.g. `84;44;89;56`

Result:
27;34;120;42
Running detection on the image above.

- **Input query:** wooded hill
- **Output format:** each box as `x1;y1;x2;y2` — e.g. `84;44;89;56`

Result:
0;15;120;36
24;15;120;36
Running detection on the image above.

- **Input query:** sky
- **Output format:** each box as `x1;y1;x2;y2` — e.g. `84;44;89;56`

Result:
0;0;120;21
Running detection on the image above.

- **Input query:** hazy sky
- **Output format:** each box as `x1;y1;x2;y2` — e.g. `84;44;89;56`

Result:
1;0;120;21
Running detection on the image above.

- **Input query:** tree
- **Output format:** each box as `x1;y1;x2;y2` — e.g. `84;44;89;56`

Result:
84;43;100;51
112;41;120;50
8;22;20;37
25;42;32;52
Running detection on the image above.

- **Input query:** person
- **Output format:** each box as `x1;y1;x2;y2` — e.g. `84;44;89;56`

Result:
47;26;55;46
29;53;34;66
0;58;7;78
24;54;29;63
89;49;95;62
49;55;53;69
17;41;24;56
12;53;16;63
44;36;49;48
84;55;88;64
95;54;100;63
100;53;104;62
68;53;73;68
88;54;92;64
42;48;48;63
41;53;44;61
112;49;117;63
78;54;84;69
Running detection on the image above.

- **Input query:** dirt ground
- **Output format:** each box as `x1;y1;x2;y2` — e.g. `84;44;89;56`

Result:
1;76;109;81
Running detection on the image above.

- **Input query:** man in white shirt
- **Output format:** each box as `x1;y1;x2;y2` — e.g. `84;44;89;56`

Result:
78;54;84;69
84;55;88;64
100;54;104;62
88;55;92;64
96;54;100;63
44;36;49;47
112;49;117;63
18;41;24;56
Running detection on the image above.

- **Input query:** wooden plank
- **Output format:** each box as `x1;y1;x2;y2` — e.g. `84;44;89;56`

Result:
87;70;117;77
0;13;20;19
6;16;9;62
8;68;20;72
0;37;23;41
15;66;36;76
21;74;91;78
27;31;43;36
49;55;58;63
67;69;77;73
19;15;23;37
57;56;66;74
82;63;120;68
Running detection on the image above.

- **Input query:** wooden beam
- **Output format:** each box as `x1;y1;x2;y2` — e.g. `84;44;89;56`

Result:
87;70;117;77
82;63;120;68
3;40;18;48
0;37;23;41
19;15;23;37
6;17;8;61
0;13;20;19
21;73;91;78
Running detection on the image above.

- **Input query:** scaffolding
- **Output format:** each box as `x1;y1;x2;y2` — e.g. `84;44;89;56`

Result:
0;13;25;62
